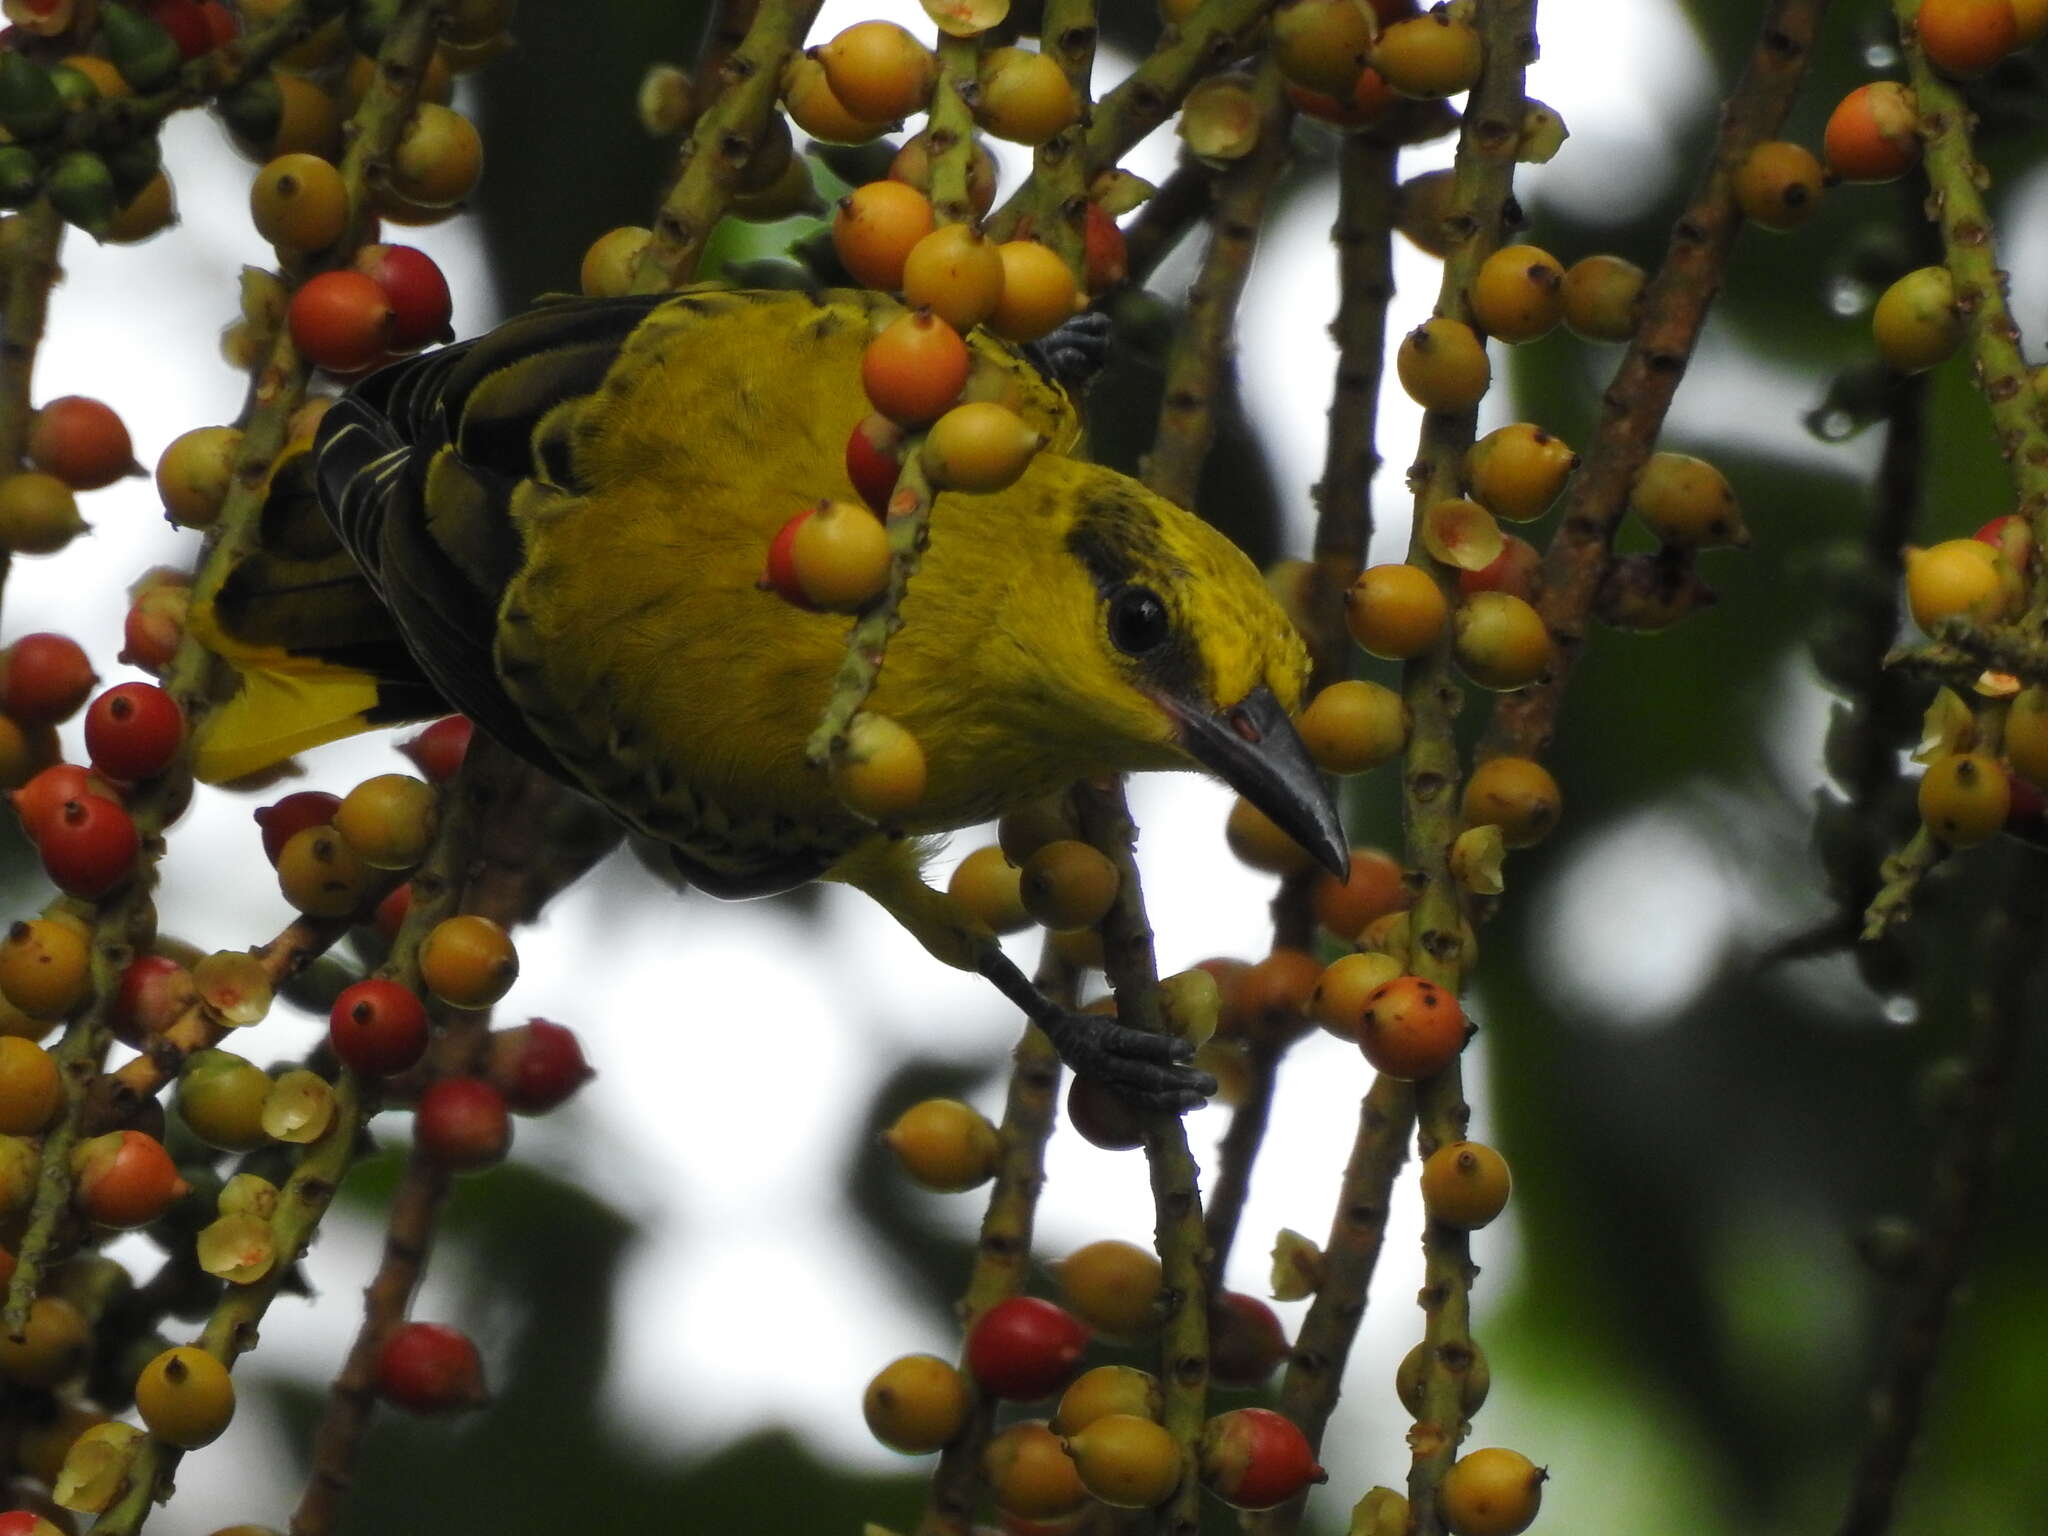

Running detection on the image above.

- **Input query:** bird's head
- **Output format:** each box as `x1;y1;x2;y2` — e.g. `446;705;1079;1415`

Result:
939;458;1346;875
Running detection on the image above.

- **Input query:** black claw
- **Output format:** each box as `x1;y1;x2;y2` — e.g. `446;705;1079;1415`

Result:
1039;1007;1213;1115
1023;309;1114;388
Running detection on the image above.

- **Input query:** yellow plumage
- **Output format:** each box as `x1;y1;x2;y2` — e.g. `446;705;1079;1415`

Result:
193;288;1341;1106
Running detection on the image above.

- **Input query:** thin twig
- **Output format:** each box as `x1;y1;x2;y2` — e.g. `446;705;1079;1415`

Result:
1483;0;1832;763
1030;0;1098;279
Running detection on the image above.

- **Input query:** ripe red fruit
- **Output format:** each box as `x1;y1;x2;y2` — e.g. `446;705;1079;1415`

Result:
38;795;140;898
966;1296;1091;1400
329;978;431;1076
845;413;906;513
122;586;188;672
373;881;412;941
486;1019;594;1113
113;953;195;1046
289;270;396;373
416;1076;512;1169
84;682;185;782
0;633;97;725
1210;1291;1289;1387
9;763;101;838
254;789;341;865
1199;1407;1327;1511
761;507;817;608
72;1128;189;1228
1083;202;1127;292
353;244;453;351
1066;1072;1145;1150
399;715;473;782
26;395;135;490
196;0;238;47
145;0;215;59
376;1321;486;1414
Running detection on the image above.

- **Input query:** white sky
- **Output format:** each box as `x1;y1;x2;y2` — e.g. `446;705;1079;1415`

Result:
18;4;2006;1531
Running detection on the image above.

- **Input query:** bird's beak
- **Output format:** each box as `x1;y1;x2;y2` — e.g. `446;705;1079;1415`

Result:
1163;685;1347;877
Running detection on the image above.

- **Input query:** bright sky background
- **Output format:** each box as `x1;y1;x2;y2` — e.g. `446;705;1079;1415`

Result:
20;4;2033;1531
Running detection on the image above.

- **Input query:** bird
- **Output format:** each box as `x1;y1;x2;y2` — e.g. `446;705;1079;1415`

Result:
190;286;1345;1110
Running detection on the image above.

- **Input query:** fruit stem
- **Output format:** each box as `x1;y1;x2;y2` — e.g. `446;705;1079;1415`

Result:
1481;0;1829;764
1024;0;1097;279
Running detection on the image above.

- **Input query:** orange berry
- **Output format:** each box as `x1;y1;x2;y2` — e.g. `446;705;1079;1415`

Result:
1356;975;1465;1079
1419;1140;1512;1228
1440;1446;1546;1536
1918;751;2009;846
816;20;935;122
890;133;998;218
1020;839;1121;931
1225;795;1316;875
781;53;891;144
1310;848;1409;939
832;180;935;292
831;712;927;819
1271;0;1382;97
0;1036;61;1134
1823;82;1920;183
988;240;1079;342
1232;948;1322;1047
1347;562;1449;659
861;310;970;424
947;843;1030;933
1469;244;1565;344
1916;0;2018;77
902;223;1007;331
789;498;891;611
984;1420;1087;1520
26;396;134;490
1461;756;1561;848
419;914;519;1009
288;270;394;373
975;46;1080;145
1297;679;1408;773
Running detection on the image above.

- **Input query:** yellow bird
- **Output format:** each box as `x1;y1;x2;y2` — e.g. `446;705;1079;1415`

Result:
192;288;1343;1108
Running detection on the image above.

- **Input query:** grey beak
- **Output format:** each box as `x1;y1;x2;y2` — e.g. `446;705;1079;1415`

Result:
1166;684;1347;877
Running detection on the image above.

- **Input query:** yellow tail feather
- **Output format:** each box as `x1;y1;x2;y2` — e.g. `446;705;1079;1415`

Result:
191;664;385;785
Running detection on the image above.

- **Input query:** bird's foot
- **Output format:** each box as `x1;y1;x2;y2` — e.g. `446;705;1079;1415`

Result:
1036;1008;1215;1115
1025;310;1114;388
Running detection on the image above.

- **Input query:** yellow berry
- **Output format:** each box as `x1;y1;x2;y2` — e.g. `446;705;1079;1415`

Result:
0;917;91;1019
1440;1447;1545;1536
975;47;1080;146
1905;538;2014;634
1461;756;1561;848
1419;1140;1512;1228
1561;253;1645;342
1372;13;1483;98
984;1420;1087;1520
1020;838;1121;930
791;499;891;611
1629;451;1747;549
922;402;1044;493
1918;750;2009;846
2006;686;2048;788
1396;1338;1491;1417
1466;423;1576;523
901;224;1008;332
0;1295;88;1387
882;1097;1002;1191
831;712;927;819
1063;1412;1183;1509
0;1035;61;1134
334;772;438;869
1226;795;1317;875
134;1345;236;1448
276;826;374;917
1347;562;1449;660
389;104;483;208
580;226;652;297
1469;244;1565;343
1297;679;1408;773
948;844;1031;933
0;472;86;555
832;180;934;293
1308;950;1402;1041
988;240;1079;342
781;53;891;144
156;426;243;530
1872;266;1962;374
1052;1241;1163;1339
1271;0;1381;97
419;913;519;1008
1733;140;1825;231
864;1353;971;1454
250;152;347;253
1398;317;1490;413
816;20;936;123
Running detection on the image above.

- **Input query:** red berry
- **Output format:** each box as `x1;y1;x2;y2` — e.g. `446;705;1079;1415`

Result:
38;795;139;898
145;0;214;59
761;507;817;608
376;1321;486;1414
373;881;412;941
486;1019;593;1113
353;244;453;351
196;0;238;47
1066;1073;1145;1150
1199;1407;1326;1511
9;762;100;838
113;953;195;1046
399;715;473;782
289;270;396;373
72;1128;189;1229
26;395;135;490
254;789;341;865
121;586;188;673
328;978;430;1076
0;633;97;725
1210;1291;1289;1387
1083;202;1127;292
84;682;184;782
966;1296;1091;1400
416;1076;512;1169
844;412;906;514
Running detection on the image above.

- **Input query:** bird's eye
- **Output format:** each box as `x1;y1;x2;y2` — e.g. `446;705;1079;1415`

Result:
1107;586;1170;655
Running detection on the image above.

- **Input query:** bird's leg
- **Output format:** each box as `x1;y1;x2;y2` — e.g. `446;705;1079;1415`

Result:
1023;310;1114;390
840;847;1213;1113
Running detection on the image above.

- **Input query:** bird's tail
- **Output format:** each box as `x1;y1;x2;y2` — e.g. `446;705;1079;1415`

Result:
187;420;445;784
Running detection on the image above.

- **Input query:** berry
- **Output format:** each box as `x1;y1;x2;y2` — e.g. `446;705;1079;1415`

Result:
1466;422;1576;522
134;1346;235;1448
1083;200;1128;292
72;1128;188;1228
1372;13;1482;98
966;1296;1090;1400
0;1296;88;1387
250;151;346;252
399;715;473;782
1440;1447;1545;1536
1226;795;1317;875
890;132;998;218
419;914;519;1008
1053;1362;1163;1433
1357;975;1466;1079
1629;451;1746;549
254;789;341;865
1232;948;1323;1047
863;1353;971;1453
1199;1407;1326;1510
2007;686;2048;788
1469;244;1564;343
0;1513;65;1536
1309;951;1402;1041
113;951;194;1043
376;1321;486;1413
862;310;970;424
1397;317;1489;412
329;978;430;1076
1906;538;2014;633
1420;1140;1512;1228
289;270;394;373
844;413;906;513
1019;839;1121;931
1733;140;1824;231
975;47;1079;146
815;20;935;122
788;499;891;612
1873;266;1963;374
1396;1337;1491;1417
1561;253;1645;342
1051;1240;1162;1338
1310;847;1409;940
39;794;139;898
26;395;134;489
1271;0;1382;97
485;1018;592;1113
1824;83;1920;183
84;682;184;781
1062;1412;1183;1508
830;712;927;819
1423;496;1505;572
1347;562;1449;659
1;633;96;724
0;917;91;1019
353;243;453;350
0;1036;60;1134
373;880;412;940
832;180;934;293
946;844;1031;934
334;772;438;868
176;1049;273;1151
983;1420;1086;1520
1916;0;2019;77
1918;751;2009;846
883;1097;1002;1191
276;825;373;916
1284;66;1395;126
1453;592;1551;691
579;225;652;298
1066;1072;1145;1150
261;1067;336;1143
1209;1291;1288;1387
1461;533;1541;601
780;54;889;145
388;104;482;207
988;241;1078;343
923;402;1043;493
155;424;242;528
1461;756;1561;847
122;582;189;672
416;1077;511;1169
